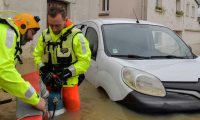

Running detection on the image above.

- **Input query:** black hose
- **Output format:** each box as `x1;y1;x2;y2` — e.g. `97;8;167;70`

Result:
52;104;56;118
52;97;58;118
0;99;13;105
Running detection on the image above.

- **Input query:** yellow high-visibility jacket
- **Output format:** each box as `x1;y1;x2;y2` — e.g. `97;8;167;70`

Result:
33;24;91;87
0;20;40;106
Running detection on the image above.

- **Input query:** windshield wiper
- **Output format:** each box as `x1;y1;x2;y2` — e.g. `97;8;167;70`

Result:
150;55;185;59
111;54;150;59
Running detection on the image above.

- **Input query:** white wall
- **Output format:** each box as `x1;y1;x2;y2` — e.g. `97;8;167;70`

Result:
60;0;99;24
99;0;136;19
68;0;99;24
1;0;99;59
98;0;148;20
147;0;200;45
183;0;200;45
147;0;184;31
2;0;47;59
0;0;4;12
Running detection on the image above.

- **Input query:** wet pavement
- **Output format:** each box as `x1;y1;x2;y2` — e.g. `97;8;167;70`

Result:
1;44;200;120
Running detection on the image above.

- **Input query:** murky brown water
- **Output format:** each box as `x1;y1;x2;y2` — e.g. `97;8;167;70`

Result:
1;44;200;120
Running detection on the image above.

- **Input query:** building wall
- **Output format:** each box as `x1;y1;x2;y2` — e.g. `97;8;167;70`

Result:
99;0;147;20
1;0;47;59
183;31;200;45
98;0;147;20
147;0;183;31
182;0;200;45
61;0;99;24
147;0;200;45
0;0;4;12
0;0;99;59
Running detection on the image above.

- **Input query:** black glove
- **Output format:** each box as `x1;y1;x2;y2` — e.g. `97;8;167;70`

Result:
54;69;72;88
54;76;64;88
54;69;72;87
40;66;48;76
43;72;54;86
62;69;72;80
40;66;53;86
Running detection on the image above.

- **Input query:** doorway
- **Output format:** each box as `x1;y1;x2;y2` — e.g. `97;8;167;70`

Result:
47;0;67;28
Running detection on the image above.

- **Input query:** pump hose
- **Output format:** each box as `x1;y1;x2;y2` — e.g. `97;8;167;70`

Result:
0;10;22;21
52;103;57;118
52;97;58;118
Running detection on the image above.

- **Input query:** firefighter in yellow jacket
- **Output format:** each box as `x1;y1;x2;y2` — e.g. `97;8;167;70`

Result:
0;13;46;113
33;6;91;111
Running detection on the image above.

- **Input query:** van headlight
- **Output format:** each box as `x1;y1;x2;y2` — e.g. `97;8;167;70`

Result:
122;67;166;97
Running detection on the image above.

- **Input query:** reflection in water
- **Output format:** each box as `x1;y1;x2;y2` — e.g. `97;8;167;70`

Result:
1;44;200;120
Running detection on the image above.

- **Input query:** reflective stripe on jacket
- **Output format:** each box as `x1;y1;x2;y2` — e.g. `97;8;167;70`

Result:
0;21;40;106
66;17;73;28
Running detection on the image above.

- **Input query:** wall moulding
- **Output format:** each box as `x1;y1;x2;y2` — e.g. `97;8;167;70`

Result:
185;28;200;32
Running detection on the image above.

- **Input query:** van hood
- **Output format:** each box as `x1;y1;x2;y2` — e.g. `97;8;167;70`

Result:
111;57;200;82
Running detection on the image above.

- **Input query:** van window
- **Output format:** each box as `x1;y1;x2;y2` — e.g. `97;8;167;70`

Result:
152;31;180;56
102;24;193;59
85;27;98;60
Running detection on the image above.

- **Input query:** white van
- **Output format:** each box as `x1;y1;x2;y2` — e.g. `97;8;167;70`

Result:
77;18;200;113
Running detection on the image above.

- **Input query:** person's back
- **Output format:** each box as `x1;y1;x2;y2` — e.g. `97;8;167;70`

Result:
0;22;17;63
0;13;46;116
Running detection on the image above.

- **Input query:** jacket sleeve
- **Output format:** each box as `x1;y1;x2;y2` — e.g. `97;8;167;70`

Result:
33;34;44;70
68;33;91;76
0;29;40;106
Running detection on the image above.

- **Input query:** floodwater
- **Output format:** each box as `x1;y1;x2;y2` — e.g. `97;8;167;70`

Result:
1;44;200;120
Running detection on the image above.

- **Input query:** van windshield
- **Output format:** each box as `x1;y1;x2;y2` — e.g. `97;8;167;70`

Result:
102;24;194;59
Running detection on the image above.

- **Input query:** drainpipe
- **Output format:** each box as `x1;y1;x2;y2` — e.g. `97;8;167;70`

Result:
0;0;4;12
142;0;145;20
183;0;185;33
